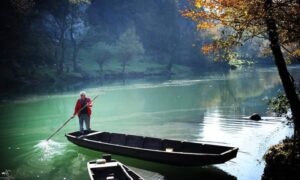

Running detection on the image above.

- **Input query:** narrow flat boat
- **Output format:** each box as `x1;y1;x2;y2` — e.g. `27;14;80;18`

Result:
66;131;238;166
87;154;144;180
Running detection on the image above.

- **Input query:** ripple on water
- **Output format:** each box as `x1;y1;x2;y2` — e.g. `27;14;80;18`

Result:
34;140;67;161
12;140;78;179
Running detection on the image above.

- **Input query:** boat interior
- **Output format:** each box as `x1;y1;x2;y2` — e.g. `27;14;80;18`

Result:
89;165;135;180
88;159;143;180
69;131;233;154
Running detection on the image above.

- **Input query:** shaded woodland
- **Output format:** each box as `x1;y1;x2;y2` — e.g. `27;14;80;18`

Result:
0;0;279;93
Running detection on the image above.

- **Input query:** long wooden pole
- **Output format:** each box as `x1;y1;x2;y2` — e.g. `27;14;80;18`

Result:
46;94;100;141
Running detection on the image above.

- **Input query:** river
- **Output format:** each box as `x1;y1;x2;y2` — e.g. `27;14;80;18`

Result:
0;66;299;180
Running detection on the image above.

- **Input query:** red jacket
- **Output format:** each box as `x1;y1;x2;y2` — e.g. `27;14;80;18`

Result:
73;98;92;117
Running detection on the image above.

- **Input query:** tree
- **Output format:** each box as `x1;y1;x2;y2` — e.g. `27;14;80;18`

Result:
39;0;90;74
91;42;114;75
1;0;35;61
69;0;90;71
116;27;145;74
182;0;300;130
37;0;70;75
264;0;300;129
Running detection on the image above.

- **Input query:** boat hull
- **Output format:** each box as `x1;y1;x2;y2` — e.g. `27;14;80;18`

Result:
66;131;238;166
87;155;144;180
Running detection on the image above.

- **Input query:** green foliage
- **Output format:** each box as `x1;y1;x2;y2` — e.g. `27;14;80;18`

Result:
268;92;290;117
116;27;145;73
90;42;115;73
116;27;145;60
268;88;300;118
226;52;254;66
3;0;247;87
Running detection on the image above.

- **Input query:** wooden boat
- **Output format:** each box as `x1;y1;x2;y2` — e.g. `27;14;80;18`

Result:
66;131;238;166
87;154;144;180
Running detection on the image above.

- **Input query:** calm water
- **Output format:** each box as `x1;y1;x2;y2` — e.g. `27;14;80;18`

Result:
1;66;299;180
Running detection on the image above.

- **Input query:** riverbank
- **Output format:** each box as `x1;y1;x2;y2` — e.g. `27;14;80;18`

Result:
0;61;232;101
263;135;300;180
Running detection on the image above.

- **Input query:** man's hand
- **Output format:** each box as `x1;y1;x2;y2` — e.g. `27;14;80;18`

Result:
87;102;93;107
71;115;76;119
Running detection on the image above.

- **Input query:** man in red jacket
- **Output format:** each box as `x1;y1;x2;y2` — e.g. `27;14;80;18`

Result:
71;91;93;133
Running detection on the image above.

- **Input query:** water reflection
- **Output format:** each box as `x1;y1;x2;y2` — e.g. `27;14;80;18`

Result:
201;107;292;179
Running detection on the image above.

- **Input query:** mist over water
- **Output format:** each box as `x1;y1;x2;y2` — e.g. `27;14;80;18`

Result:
0;67;299;179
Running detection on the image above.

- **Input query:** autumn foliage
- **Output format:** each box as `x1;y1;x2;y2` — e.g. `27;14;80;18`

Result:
182;0;300;61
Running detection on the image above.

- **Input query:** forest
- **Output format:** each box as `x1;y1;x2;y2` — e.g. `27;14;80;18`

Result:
0;0;280;95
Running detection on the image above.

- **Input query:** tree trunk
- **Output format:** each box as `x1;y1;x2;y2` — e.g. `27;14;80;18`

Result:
166;58;173;73
57;30;65;75
71;43;78;71
121;54;129;75
265;0;300;129
57;35;65;75
98;61;103;75
122;62;126;75
70;20;78;72
54;45;59;68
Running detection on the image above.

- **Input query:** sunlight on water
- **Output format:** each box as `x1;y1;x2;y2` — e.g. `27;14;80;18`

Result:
34;140;66;161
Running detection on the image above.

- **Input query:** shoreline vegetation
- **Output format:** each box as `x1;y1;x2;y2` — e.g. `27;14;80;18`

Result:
263;89;300;180
0;60;233;100
263;135;300;180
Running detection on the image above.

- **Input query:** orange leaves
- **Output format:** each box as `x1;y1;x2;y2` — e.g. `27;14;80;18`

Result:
182;1;266;37
194;0;204;8
182;0;300;60
182;1;234;28
201;44;215;54
197;22;216;29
